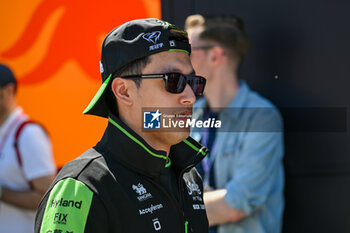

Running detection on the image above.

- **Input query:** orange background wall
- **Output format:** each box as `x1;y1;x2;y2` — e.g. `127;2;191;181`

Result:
0;0;161;167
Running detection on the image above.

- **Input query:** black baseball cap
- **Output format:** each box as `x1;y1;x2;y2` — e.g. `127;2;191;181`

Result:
0;64;17;88
83;18;192;118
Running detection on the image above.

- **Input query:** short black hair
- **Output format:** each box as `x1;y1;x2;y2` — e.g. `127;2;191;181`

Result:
118;56;152;87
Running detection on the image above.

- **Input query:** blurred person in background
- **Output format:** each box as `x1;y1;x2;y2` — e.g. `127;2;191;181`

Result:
185;14;284;233
0;64;56;233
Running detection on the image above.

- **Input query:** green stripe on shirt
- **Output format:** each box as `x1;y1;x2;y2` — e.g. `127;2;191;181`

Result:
40;178;93;233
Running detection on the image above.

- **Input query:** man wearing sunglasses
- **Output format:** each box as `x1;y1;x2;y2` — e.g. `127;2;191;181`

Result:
35;18;209;233
185;15;284;233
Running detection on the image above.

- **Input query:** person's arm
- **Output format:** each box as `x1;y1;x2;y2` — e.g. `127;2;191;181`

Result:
206;109;284;226
0;174;55;209
35;177;109;233
204;189;246;226
0;123;57;209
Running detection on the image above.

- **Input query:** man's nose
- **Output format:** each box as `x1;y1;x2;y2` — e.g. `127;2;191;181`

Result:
179;84;196;105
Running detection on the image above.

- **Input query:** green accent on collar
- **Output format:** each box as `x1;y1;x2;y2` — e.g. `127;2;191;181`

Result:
185;221;189;233
165;158;171;168
40;178;93;233
183;139;207;156
168;49;190;55
83;74;112;114
109;117;170;166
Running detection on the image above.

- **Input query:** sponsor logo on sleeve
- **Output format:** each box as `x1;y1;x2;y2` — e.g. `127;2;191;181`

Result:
51;198;82;209
54;213;68;225
46;229;73;233
40;178;93;233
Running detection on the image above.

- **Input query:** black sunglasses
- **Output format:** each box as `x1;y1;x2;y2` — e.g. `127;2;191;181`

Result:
120;73;206;97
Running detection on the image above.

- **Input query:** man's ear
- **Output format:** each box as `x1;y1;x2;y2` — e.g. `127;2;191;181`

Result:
111;77;133;106
209;46;225;66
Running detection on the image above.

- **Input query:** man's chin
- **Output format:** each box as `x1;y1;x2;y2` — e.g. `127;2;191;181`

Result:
179;130;191;142
168;130;190;144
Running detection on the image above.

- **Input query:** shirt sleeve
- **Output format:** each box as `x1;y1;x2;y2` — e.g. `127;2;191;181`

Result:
18;123;56;180
35;178;108;233
224;109;284;215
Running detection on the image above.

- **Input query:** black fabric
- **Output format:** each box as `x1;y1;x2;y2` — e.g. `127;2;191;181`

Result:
160;166;180;202
35;115;209;233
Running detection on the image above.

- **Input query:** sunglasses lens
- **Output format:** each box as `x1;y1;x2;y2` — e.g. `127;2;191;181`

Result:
166;73;186;93
189;76;206;97
165;73;206;97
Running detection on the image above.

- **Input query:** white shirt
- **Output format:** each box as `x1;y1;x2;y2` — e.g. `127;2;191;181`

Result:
0;107;56;233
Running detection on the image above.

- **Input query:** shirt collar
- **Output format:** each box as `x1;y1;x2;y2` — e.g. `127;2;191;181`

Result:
0;107;23;137
193;80;250;121
95;114;208;179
